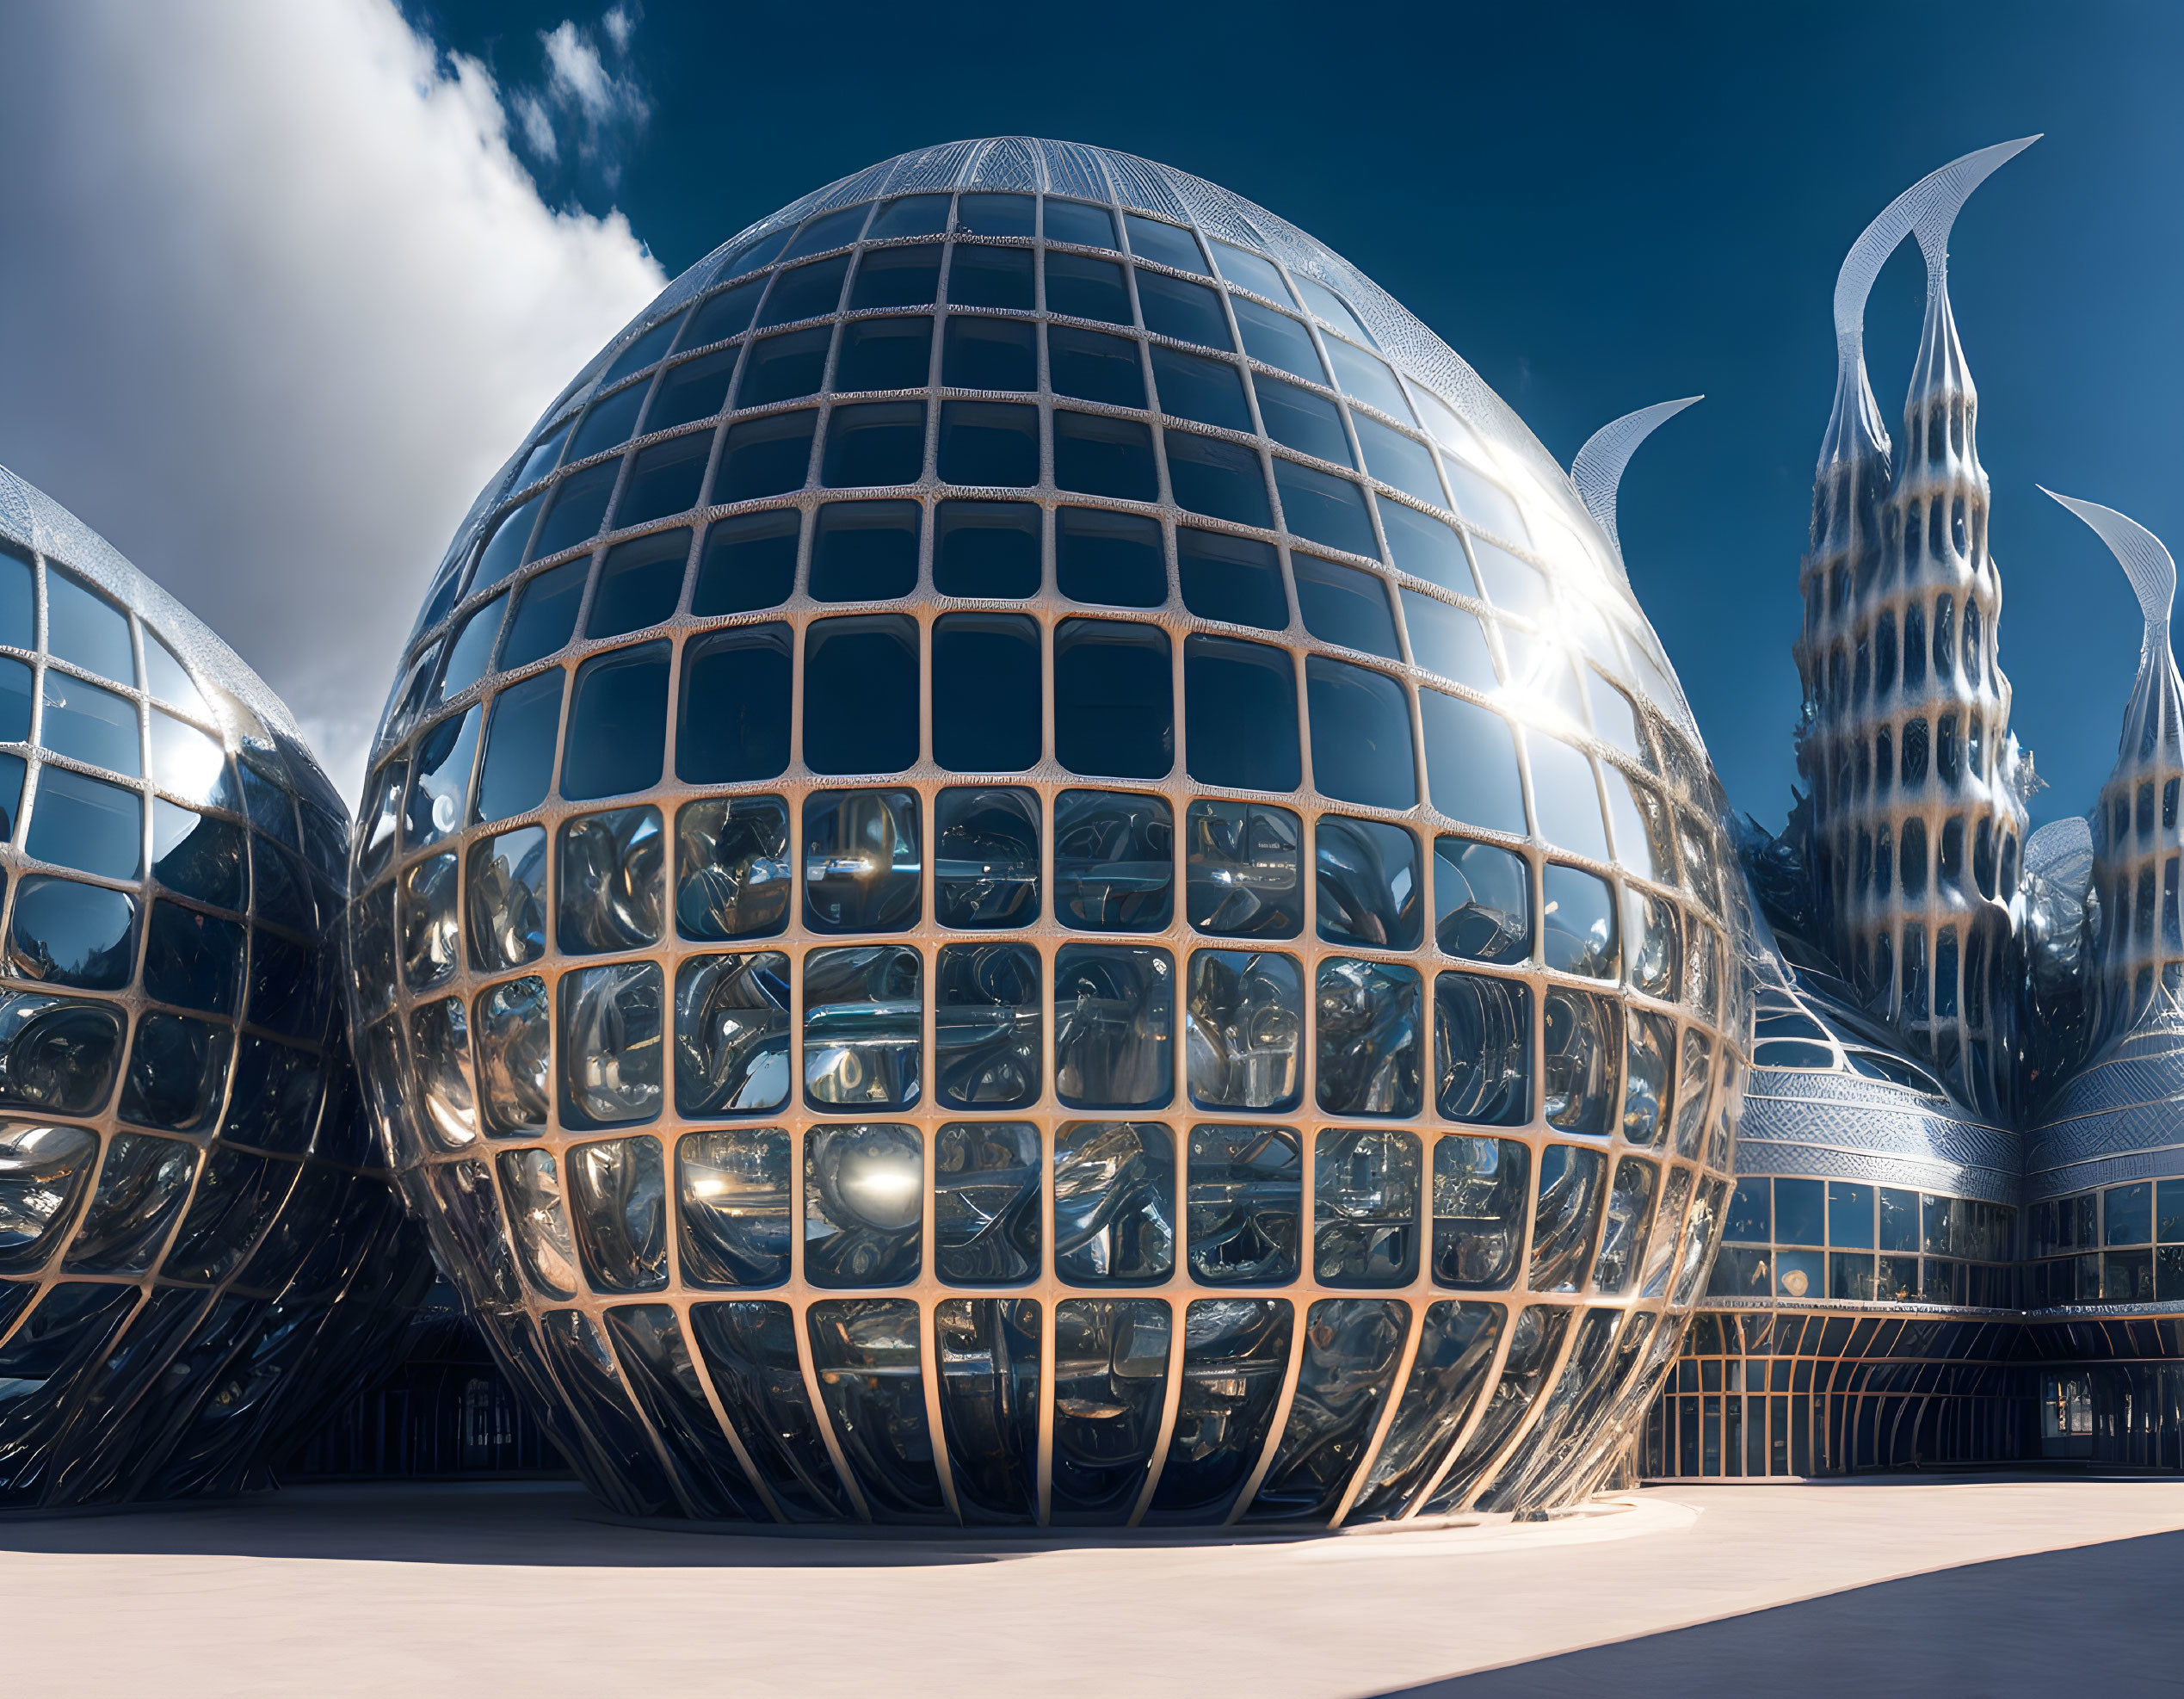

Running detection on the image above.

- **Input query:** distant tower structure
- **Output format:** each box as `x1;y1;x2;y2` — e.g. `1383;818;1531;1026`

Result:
1792;139;2037;1117
2045;491;2184;1038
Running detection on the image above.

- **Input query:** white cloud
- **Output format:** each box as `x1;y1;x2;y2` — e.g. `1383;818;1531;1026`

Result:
513;90;561;164
601;5;635;53
0;0;667;804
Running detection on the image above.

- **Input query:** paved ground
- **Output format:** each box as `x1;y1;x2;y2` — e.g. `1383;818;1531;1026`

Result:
3;1476;2182;1696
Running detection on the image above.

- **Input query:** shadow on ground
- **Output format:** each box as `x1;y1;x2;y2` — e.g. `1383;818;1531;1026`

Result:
0;1480;1339;1569
1384;1528;2184;1698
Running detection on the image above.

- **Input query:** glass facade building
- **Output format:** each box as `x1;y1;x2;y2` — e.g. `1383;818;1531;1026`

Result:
0;463;427;1511
348;137;1757;1526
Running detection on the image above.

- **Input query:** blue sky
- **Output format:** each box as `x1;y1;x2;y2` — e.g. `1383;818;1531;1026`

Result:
409;0;2184;833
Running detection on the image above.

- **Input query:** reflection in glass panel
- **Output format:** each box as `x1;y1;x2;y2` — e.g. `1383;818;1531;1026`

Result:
936;942;1040;1111
1056;789;1172;931
1305;656;1415;811
1053;618;1172;781
1420;689;1527;837
1054;945;1174;1111
1626;888;1682;999
935;1297;1042;1524
804;1122;922;1287
557;805;664;955
28;767;142;880
810;501;920;602
1183;634;1300;794
402;707;481;851
1177;528;1287;630
1145;1298;1293;1523
1315;957;1421;1117
46;572;133;685
497;558;588;670
935;1121;1041;1285
676;795;791;942
558;961;663;1128
1422;1304;1571;1514
1046;252;1132;325
933;501;1040;598
1623;1008;1677;1146
1349;1301;1505;1520
1053;1120;1174;1283
1243;1298;1408;1523
934;787;1040;930
1434;969;1531;1126
403;994;475;1150
1592;1157;1659;1294
40;675;140;779
466;824;547;972
496;1147;579;1299
602;1302;774;1523
803;945;921;1110
688;1300;853;1522
675;1128;792;1288
61;1130;194;1274
586;527;691;633
1541;863;1619;978
692;510;799;616
1186;1124;1300;1284
674;952;791;1117
1186;952;1301;1112
1544;986;1620;1136
9;878;137;991
808;1299;946;1522
1315;1126;1420;1287
1432;1135;1528;1288
1673;1029;1714;1158
565;1134;669;1294
1530;1144;1606;1290
804;789;922;935
1186;800;1302;939
1434;836;1530;963
561;641;669;802
0;1121;98;1273
1317;817;1422;950
1051;1297;1171;1523
471;670;565;826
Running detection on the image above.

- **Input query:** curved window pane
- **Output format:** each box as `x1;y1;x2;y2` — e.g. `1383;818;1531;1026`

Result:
1231;298;1323;381
934;500;1041;598
1184;634;1299;793
1136;272;1229;348
1529;734;1610;862
1275;461;1377;558
1163;433;1272;528
803;615;919;776
941;317;1036;392
1255;379;1351;466
587;528;690;639
1056;508;1164;609
824;401;927;489
1054;620;1172;781
1053;412;1157;502
561;641;669;801
497;559;588;670
1047;325;1145;409
1179;529;1286;630
1421;689;1527;836
836;313;935;392
716;410;817;502
1293;554;1399;659
1305;657;1415;810
693;510;799;616
810;502;920;602
933;615;1040;774
1150;346;1251;432
471;670;564;825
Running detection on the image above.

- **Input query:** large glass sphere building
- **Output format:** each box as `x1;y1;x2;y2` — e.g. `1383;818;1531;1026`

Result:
349;137;1755;1526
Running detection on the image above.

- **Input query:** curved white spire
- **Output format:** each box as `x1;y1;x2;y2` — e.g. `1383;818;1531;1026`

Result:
2042;487;2177;634
1570;396;1701;555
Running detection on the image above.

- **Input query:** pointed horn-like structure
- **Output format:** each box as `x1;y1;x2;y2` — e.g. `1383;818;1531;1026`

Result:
2042;487;2177;635
1570;396;1701;556
1823;136;2039;466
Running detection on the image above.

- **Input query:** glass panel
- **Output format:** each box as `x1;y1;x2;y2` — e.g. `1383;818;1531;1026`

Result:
933;613;1041;773
151;801;244;910
942;317;1036;392
1044;253;1134;325
933;501;1041;598
688;1299;853;1521
676;623;793;785
676;1128;792;1288
556;805;663;955
806;1299;945;1521
1317;817;1422;950
565;1134;668;1294
803;1122;922;1286
40;674;140;777
1186;800;1302;939
1054;945;1175;1111
1047;325;1146;409
557;960;663;1128
1316;957;1422;1117
645;349;737;431
1144;1297;1293;1523
1624;1008;1677;1146
937;401;1039;488
61;1131;194;1275
715;409;817;501
1052;412;1158;501
1293;555;1398;659
676;795;792;942
1183;635;1299;794
150;713;233;812
1051;1297;1171;1523
1592;1157;1660;1294
1348;1299;1506;1520
1530;1144;1606;1289
674;952;792;1117
1544;987;1620;1135
395;855;459;993
1231;299;1322;381
935;1121;1041;1284
1053;619;1172;781
1256;378;1352;466
1306;657;1415;811
46;572;133;685
1056;508;1164;609
1242;1297;1407;1523
803;788;922;934
1186;1125;1300;1283
1150;346;1252;432
1045;199;1120;250
850;244;945;310
1164;432;1273;528
497;559;588;669
1056;788;1173;931
1275;461;1377;557
934;786;1040;929
935;942;1040;1111
0;992;124;1117
9;878;137;990
867;195;951;239
1178;529;1286;630
802;615;919;776
692;510;799;616
756;254;850;326
947;245;1035;311
0;1121;98;1273
1186;951;1302;1112
802;945;922;1110
1434;968;1532;1125
586;530;691;639
474;975;550;1136
1054;1119;1175;1283
824;400;928;489
1421;689;1527;836
28;767;142;880
1432;1135;1529;1288
1136;273;1229;348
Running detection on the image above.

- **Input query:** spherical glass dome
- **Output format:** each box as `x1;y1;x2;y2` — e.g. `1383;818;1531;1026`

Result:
0;463;424;1511
350;137;1754;1524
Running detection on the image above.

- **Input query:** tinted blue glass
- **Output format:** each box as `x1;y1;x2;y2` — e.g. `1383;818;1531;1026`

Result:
28;767;141;879
1054;621;1172;780
1046;326;1145;409
9;878;137;990
737;327;832;406
120;1012;231;1134
1324;340;1412;421
587;529;690;639
1210;243;1293;304
601;314;684;386
678;626;793;784
1378;498;1475;592
1178;530;1286;630
717;411;817;501
1354;417;1447;510
803;616;919;776
45;573;133;686
1045;254;1133;325
782;204;872;259
149;713;236;811
1275;461;1378;558
532;461;619;559
0;553;31;649
933;615;1040;774
1185;635;1300;792
934;501;1040;599
144;901;244;1016
958;194;1036;238
1053;413;1157;501
942;318;1037;392
472;496;543;592
834;316;934;392
562;642;669;801
151;800;244;908
0;657;31;742
1055;790;1173;930
938;402;1039;488
1150;347;1252;432
810;503;920;602
1292;555;1400;659
1163;434;1272;528
1256;378;1351;466
614;436;712;528
683;277;765;347
568;382;649;462
1306;658;1416;810
947;245;1034;310
1044;199;1120;250
435;592;507;704
850;245;944;309
758;255;851;327
867;195;952;238
1294;277;1379;350
693;510;800;615
404;706;482;849
0;753;28;840
823;402;927;488
497;559;588;670
472;670;565;825
1528;735;1611;863
1125;215;1208;275
1136;273;1231;349
1420;689;1527;835
513;425;571;497
1056;509;1164;609
1402;592;1497;692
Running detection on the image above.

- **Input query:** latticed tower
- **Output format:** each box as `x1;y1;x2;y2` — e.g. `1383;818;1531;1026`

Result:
2047;493;2184;1041
1792;141;2035;1118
